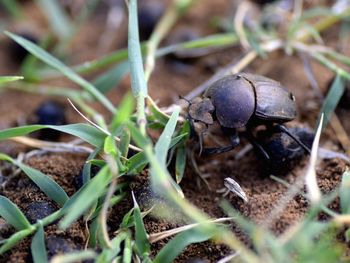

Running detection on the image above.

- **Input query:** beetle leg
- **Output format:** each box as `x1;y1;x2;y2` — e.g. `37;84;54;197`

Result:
274;124;311;154
198;128;206;156
245;131;271;162
202;129;239;155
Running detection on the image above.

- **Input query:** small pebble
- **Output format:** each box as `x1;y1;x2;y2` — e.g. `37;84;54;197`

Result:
138;1;165;41
25;201;56;224
46;236;75;258
9;32;38;63
34;101;66;141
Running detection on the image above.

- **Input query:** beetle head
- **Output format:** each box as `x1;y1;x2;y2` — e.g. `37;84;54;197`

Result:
188;97;215;125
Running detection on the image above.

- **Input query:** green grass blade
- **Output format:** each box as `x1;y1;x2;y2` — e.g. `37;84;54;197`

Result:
128;0;147;97
0;228;34;254
127;122;152;148
155;108;180;166
175;145;186;183
126;151;147;172
110;94;135;132
154;228;214;263
340;170;350;214
0;123;106;147
40;32;237;78
82;148;101;185
119;128;131;160
132;193;150;257
122;234;132;263
35;0;72;40
151;108;183;196
60;166;112;229
96;232;128;263
0;153;69;206
50;250;96;263
4;32;115;113
0;196;31;231
104;135;118;156
16;162;69;207
0;76;23;84
175;122;190;183
0;0;22;18
127;132;187;173
93;61;129;94
31;225;48;263
318;74;345;129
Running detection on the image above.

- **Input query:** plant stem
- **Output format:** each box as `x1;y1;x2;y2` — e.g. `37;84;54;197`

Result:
0;210;63;254
297;7;350;42
41;33;237;80
144;0;194;81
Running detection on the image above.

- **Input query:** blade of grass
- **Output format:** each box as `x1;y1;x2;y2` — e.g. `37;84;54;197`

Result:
16;161;69;206
110;93;135;132
132;192;150;257
127;0;148;135
153;227;214;263
153;108;183;195
0;210;62;255
154;106;180;165
318;74;345;129
60;166;113;229
95;231;129;263
51;250;97;263
0;154;69;206
128;0;157;97
144;0;194;81
340;170;350;214
93;61;129;94
0;196;31;231
175;121;190;183
35;0;72;40
123;234;132;263
126;132;187;172
0;0;22;18
41;32;237;79
0;228;34;254
0;123;106;148
31;225;48;263
175;144;186;183
4;32;115;113
0;76;23;84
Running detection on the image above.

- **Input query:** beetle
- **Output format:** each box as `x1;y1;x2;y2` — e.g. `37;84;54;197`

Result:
187;73;310;159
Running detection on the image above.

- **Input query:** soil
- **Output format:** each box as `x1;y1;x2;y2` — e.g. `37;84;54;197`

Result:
0;1;349;262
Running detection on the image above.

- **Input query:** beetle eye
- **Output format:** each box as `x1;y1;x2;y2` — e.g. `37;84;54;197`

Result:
289;93;295;101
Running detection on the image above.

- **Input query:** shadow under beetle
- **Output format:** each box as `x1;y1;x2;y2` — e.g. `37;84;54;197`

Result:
186;73;310;161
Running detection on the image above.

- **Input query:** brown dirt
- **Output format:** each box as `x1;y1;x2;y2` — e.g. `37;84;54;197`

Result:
0;1;349;262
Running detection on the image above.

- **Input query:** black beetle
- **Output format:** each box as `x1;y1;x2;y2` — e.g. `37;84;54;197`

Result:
187;73;310;158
